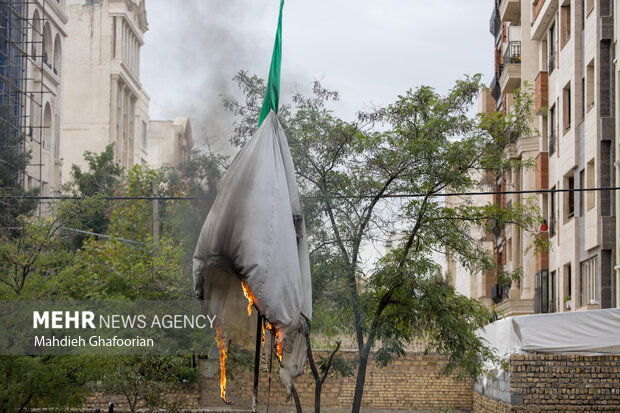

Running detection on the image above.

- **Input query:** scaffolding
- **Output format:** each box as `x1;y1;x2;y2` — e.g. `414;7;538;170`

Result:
0;0;49;214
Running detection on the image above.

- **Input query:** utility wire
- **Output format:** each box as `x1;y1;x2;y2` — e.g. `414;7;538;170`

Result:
60;227;147;249
0;186;619;201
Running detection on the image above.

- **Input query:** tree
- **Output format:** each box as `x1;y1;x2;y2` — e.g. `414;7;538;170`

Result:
0;105;39;232
99;355;188;413
0;196;103;298
0;356;104;413
59;164;191;299
0;145;221;411
65;143;123;247
224;71;543;413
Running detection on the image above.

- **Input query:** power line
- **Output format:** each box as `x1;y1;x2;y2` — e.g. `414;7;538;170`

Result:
0;186;619;201
60;227;146;250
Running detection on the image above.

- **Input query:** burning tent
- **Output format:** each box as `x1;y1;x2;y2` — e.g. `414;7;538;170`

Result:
192;0;312;403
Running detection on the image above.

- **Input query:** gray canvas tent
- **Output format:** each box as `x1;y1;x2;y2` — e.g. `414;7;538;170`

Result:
193;110;312;395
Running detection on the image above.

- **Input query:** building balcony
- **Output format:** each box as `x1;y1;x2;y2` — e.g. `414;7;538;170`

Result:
491;73;501;104
489;5;501;43
535;71;548;114
503;41;521;64
499;42;521;94
499;0;520;24
531;0;559;40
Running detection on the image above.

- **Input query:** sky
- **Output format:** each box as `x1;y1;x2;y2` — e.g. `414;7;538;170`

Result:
140;0;495;155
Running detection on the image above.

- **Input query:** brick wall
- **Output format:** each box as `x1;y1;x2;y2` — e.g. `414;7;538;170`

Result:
473;392;510;413
199;351;473;412
474;354;620;412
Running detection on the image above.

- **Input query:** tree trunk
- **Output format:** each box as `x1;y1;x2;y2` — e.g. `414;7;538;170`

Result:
291;385;302;413
315;382;322;413
351;352;369;413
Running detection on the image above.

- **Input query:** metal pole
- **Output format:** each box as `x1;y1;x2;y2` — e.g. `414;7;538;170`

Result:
152;178;159;243
266;329;274;413
252;313;262;413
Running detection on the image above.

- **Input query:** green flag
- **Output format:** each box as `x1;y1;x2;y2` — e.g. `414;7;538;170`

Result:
258;0;284;127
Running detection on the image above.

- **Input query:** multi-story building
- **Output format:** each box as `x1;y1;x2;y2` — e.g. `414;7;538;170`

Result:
614;0;620;316
0;0;67;201
147;117;193;168
476;0;617;315
61;0;150;178
445;93;497;305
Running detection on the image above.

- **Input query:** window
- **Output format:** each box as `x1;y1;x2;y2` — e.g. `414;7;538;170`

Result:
565;174;575;220
580;77;585;121
563;263;572;310
563;82;571;132
550;185;556;237
580;257;598;305
141;121;147;148
549;105;556;155
549;22;556;73
579;169;585;216
43;103;52;149
550;270;557;312
586;60;595;111
53;34;62;75
542;192;549;229
43;23;52;68
535;270;554;313
586;159;595;210
561;3;571;48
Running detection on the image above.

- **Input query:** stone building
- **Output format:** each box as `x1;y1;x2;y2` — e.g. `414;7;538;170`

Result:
61;0;150;177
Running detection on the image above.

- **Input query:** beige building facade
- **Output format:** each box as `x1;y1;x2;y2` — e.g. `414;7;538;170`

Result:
147;118;193;168
26;0;67;198
0;0;68;199
61;0;150;178
464;0;618;316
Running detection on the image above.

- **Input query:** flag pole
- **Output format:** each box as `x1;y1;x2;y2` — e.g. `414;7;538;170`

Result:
253;1;285;407
252;313;263;413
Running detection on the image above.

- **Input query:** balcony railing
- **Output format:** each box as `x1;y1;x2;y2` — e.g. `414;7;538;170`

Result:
491;73;501;103
503;41;521;64
490;6;501;41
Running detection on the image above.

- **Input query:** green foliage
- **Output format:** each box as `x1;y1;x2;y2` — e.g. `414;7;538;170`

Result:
0;197;104;298
0;146;223;411
59;165;192;299
70;144;123;197
0;105;39;231
0;355;105;413
225;71;543;412
98;355;187;413
65;143;123;247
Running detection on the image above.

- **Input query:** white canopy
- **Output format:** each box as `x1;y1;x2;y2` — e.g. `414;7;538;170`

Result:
479;308;620;360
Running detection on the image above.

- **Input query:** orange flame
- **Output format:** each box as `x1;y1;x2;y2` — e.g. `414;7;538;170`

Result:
240;281;255;316
215;326;230;403
264;322;282;361
275;331;283;362
261;320;266;349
